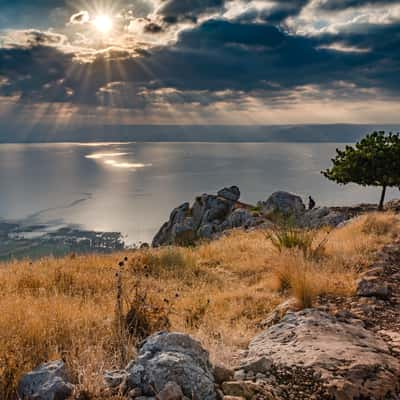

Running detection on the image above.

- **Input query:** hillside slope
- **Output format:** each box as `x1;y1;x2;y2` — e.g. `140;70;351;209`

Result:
0;212;399;399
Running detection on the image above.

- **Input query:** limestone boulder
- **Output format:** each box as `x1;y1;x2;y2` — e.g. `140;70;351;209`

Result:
17;360;74;400
241;309;400;400
108;332;216;400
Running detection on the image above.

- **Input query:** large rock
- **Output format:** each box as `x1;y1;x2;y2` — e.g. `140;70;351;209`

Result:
241;309;400;400
258;191;305;216
152;203;196;247
224;209;255;229
17;360;74;400
108;332;217;399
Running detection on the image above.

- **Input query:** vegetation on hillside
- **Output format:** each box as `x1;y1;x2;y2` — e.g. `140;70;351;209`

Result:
0;212;399;399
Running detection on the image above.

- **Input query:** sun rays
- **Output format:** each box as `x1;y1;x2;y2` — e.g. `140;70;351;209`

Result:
92;15;113;34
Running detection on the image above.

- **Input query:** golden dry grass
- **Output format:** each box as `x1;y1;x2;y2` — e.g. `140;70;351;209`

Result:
0;212;399;398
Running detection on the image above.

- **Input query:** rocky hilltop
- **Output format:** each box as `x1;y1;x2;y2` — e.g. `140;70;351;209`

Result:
153;186;376;247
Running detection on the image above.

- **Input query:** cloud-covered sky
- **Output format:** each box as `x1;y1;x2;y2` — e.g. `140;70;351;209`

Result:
0;0;400;126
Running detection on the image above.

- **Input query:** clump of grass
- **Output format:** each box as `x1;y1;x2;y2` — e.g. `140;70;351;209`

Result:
291;268;317;309
267;224;328;261
268;226;314;254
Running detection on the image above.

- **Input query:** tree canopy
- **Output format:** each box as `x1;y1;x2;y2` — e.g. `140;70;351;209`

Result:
322;131;400;209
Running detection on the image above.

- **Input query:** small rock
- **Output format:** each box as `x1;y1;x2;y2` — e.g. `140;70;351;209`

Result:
233;370;245;381
239;356;273;374
104;369;128;389
356;276;392;299
128;387;143;399
221;381;254;398
214;365;234;385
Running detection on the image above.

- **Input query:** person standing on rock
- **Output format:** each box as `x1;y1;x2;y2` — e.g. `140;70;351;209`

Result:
308;196;316;210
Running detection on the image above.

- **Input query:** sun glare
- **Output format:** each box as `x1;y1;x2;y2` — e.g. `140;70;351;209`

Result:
93;15;113;34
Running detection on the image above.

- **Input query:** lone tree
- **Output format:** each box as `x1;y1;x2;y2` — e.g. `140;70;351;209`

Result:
322;131;400;210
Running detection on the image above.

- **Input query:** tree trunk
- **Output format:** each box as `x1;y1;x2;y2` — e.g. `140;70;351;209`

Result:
379;185;387;211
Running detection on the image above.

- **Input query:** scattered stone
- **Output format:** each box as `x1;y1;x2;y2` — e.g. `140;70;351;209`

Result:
238;356;273;375
213;365;234;385
379;330;400;353
356;276;392;299
17;360;74;400
156;381;184;400
221;381;276;399
104;369;128;389
233;370;246;381
128;387;143;399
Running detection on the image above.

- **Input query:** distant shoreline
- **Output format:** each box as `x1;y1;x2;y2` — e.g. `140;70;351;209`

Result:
1;123;398;144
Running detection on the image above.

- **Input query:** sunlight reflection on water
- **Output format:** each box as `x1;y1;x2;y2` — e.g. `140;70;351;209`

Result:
85;152;128;159
85;151;152;169
104;160;150;169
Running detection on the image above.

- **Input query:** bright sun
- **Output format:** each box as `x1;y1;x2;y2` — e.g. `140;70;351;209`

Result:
93;15;113;34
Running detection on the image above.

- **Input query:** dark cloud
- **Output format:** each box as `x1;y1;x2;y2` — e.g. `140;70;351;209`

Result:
0;45;72;101
144;22;164;33
237;0;309;23
317;0;400;11
1;7;400;110
158;0;224;23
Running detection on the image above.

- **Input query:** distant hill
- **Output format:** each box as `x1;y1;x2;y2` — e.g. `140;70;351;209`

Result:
0;123;399;143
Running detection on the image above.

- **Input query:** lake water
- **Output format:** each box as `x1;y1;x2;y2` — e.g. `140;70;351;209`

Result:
0;142;397;244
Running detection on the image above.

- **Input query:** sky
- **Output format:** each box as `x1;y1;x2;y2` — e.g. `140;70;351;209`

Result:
0;0;400;127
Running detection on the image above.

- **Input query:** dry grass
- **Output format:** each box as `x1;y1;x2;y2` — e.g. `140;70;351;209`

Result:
0;212;398;398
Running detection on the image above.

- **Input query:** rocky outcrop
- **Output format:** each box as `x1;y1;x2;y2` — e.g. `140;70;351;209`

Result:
238;309;400;400
104;332;217;399
297;207;349;229
152;188;371;247
152;186;258;247
17;360;74;400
